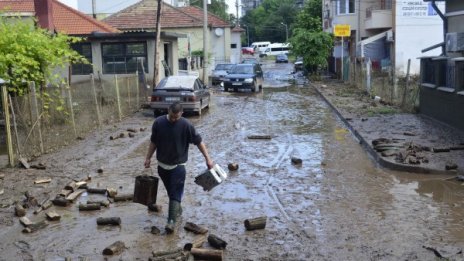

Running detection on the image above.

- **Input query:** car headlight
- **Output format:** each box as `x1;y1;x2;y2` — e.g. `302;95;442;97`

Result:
244;78;253;83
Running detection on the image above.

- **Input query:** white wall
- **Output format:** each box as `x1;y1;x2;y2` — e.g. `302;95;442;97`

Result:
395;1;445;75
230;31;242;64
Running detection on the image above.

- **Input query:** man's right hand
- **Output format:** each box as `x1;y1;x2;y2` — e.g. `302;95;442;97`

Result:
144;158;151;168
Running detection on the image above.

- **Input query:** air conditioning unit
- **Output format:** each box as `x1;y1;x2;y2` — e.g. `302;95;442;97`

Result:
446;32;464;52
386;30;394;42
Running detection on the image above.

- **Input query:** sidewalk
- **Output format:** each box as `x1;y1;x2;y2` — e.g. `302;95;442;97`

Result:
312;80;464;175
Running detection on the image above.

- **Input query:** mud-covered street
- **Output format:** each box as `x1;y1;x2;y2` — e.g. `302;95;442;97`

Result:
1;60;464;260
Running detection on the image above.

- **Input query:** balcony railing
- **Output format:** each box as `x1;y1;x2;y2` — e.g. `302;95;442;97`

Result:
366;0;392;18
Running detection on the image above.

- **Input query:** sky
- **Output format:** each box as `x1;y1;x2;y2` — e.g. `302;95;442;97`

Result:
58;0;239;16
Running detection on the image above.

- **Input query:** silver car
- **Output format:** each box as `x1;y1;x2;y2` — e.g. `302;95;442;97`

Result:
150;75;211;116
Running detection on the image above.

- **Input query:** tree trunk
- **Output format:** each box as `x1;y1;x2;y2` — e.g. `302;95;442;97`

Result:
152;0;162;87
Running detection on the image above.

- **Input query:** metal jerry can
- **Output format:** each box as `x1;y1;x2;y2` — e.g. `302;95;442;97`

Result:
194;164;227;191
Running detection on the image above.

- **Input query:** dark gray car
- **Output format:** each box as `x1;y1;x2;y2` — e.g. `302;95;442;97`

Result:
222;63;264;92
150;75;211;116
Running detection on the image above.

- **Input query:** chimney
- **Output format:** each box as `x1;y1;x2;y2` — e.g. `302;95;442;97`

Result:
34;0;55;32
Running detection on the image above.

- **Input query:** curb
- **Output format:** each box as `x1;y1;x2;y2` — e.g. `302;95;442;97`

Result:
310;82;452;175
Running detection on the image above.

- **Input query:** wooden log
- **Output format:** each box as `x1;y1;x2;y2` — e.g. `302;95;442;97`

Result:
52;197;70;207
127;128;138;133
247;135;271;140
450;146;464;151
22;219;48;233
87;200;110;207
75;181;87;189
227;163;239;171
87;187;107;194
433;148;450;153
79;203;101;211
147;204;162;212
97;217;121;226
184;222;208;234
403;131;416;136
64;181;78;192
15;203;26;217
446;164;458;170
208;234;227;249
244;216;267;231
34;178;51;184
102;241;125;255
107;188;118;198
190;248;223;261
149;252;185;261
66;189;85;202
19;216;33;227
184;234;207;251
113;193;133;202
30;163;46;170
45;211;61;221
58;189;73;197
152;247;183;257
140;127;147;132
33;200;52;214
128;132;135;138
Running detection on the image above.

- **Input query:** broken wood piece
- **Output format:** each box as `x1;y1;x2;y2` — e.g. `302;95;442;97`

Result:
87;200;110;207
291;157;302;165
247;135;271;140
109;132;125;140
64;181;78;192
97;217;121;226
208;234;227;249
34;200;52;214
52;197;70;207
244;216;267;231
22;219;48;233
190;248;223;261
75;181;87;189
147;204;162;212
227;163;239;171
446;164;458;170
46;211;61;221
450;146;464;151
78;203;101;211
87;187;107;194
19;157;30;169
184;222;208;234
19;216;33;227
15;203;26;217
127;128;138;133
150;226;161;235
30;163;46;169
128;132;135;138
34;178;51;184
58;189;73;197
66;189;85;202
184;234;207;251
152;247;183;257
433;148;450;153
113;193;133;202
102;241;125;255
403;131;416;136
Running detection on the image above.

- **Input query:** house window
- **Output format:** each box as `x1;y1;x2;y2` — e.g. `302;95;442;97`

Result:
71;43;93;75
337;0;355;15
102;42;148;74
231;44;237;49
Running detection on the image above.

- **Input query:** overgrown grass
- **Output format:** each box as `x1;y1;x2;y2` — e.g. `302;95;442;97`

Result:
366;106;399;116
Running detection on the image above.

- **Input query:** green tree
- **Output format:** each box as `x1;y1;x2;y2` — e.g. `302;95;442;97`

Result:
289;0;333;73
0;15;86;95
191;0;230;22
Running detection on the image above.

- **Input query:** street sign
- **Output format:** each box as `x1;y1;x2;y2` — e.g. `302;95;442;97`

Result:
334;24;351;37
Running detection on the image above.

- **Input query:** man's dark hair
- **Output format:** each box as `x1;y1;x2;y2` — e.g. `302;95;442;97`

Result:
169;102;183;113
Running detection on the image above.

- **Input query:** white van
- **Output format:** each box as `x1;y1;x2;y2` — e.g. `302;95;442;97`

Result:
250;41;271;53
260;43;290;57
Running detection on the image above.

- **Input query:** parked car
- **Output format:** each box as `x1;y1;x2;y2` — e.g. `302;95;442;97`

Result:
241;47;254;55
241;57;260;65
150;75;210;116
275;54;288;63
294;56;304;71
211;63;235;85
223;63;264;92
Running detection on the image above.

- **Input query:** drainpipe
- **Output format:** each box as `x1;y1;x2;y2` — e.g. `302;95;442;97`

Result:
431;0;447;55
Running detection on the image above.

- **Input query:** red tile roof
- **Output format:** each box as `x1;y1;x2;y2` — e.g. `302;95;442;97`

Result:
0;0;119;34
103;0;231;31
232;26;245;32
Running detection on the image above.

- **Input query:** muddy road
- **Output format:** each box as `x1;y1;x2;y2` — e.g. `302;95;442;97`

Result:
1;60;464;260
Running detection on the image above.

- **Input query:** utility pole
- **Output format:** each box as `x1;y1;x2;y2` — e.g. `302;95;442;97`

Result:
235;0;240;26
92;0;96;19
202;0;208;84
153;0;162;88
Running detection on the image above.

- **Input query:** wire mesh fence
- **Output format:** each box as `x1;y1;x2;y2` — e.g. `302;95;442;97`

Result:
3;74;145;163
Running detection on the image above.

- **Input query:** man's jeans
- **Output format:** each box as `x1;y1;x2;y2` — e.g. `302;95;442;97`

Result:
158;165;186;202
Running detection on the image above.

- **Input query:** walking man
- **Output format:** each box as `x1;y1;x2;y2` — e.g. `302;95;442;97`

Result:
144;102;214;233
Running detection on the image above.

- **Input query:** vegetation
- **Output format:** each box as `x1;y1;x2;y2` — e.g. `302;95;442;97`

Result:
191;0;230;22
0;15;86;95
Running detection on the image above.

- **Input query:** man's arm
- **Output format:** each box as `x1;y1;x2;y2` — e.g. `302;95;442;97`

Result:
144;142;157;168
197;142;214;169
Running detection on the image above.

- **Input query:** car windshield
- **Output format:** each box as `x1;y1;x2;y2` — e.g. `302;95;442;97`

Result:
215;64;234;70
230;65;254;74
242;59;257;64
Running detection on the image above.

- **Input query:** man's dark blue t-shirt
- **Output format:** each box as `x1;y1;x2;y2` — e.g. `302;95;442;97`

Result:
150;115;202;165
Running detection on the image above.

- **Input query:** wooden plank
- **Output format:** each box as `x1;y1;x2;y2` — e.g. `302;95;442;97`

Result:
19;216;33;227
66;189;85;202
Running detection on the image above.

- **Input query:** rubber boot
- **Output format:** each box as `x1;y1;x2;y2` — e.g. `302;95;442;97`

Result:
165;200;182;234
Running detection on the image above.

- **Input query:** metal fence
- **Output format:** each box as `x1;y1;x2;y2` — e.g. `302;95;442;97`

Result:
2;74;144;164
